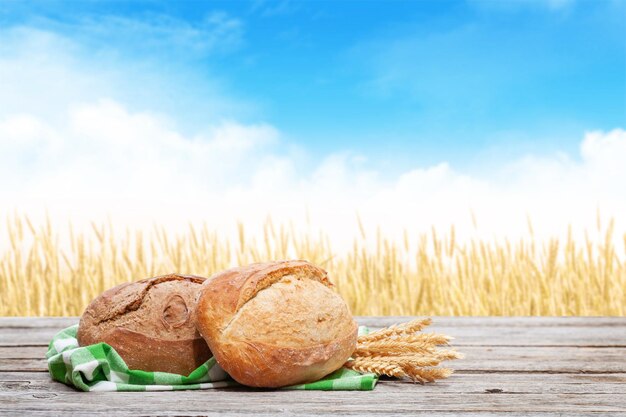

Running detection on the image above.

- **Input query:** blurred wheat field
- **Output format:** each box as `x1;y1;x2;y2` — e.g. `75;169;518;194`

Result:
1;214;625;316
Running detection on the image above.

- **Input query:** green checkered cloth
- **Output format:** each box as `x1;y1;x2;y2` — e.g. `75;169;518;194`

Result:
47;325;378;391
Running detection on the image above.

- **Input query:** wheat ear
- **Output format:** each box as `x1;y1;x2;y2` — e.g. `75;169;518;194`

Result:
346;318;461;383
359;318;433;342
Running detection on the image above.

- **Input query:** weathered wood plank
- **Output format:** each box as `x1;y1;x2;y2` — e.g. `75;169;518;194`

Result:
1;389;625;414
2;316;624;328
3;316;626;334
0;347;46;359
0;318;77;328
3;346;626;373
362;316;626;327
1;372;625;395
0;411;622;417
1;317;625;416
2;317;625;347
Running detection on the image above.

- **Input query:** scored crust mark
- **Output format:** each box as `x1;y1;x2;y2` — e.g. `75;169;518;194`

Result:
222;275;353;346
161;294;190;329
89;274;205;326
234;260;331;311
215;261;331;335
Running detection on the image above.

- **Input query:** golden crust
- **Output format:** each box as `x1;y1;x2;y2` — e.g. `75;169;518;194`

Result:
195;260;357;387
214;326;358;387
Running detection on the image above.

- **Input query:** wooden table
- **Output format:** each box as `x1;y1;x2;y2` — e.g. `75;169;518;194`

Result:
1;317;625;416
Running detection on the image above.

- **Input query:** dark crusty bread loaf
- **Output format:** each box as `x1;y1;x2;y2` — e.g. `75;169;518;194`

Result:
195;260;358;388
77;274;211;375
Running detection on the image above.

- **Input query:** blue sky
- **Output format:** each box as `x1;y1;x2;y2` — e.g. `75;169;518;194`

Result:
1;0;624;171
1;0;625;241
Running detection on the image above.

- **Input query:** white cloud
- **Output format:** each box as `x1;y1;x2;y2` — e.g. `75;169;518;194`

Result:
0;99;278;203
0;25;250;135
3;99;624;249
1;24;624;250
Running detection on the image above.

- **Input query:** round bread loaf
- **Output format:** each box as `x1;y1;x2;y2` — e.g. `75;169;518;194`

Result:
195;260;358;388
77;274;211;375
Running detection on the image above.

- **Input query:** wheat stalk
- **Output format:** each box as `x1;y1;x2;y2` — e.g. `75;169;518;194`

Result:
344;358;456;384
1;213;625;317
359;318;433;342
354;332;452;355
344;358;408;380
346;318;462;383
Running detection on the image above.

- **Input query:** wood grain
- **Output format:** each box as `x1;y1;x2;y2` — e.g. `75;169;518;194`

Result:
1;317;625;416
3;346;626;373
1;372;625;394
3;317;625;346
